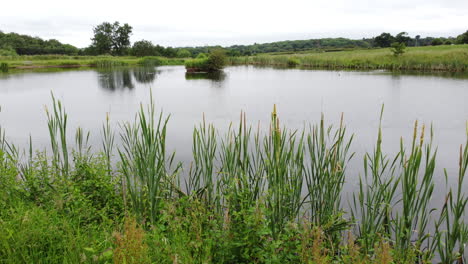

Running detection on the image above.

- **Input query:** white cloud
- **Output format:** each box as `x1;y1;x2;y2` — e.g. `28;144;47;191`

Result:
1;0;467;47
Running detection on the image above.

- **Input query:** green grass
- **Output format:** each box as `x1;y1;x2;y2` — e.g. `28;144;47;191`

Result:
1;95;468;263
0;55;185;69
229;45;468;72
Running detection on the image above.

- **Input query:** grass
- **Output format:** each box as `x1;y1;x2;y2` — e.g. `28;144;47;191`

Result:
229;45;468;72
0;94;467;263
0;55;185;69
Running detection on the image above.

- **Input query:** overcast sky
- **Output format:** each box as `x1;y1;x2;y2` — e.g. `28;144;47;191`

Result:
1;0;467;48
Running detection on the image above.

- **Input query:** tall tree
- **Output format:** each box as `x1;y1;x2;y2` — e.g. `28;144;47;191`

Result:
374;33;395;47
91;21;133;55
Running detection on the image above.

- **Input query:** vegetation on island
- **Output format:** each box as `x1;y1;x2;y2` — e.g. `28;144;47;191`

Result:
0;95;468;263
185;49;227;72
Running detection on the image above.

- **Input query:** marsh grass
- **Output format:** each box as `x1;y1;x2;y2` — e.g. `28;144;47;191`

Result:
229;45;468;72
1;94;468;263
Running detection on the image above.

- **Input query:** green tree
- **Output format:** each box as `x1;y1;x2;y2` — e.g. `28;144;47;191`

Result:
390;42;406;57
456;30;468;44
206;49;226;71
91;21;133;55
176;49;191;58
132;40;155;57
395;32;411;45
374;33;395;47
431;38;443;46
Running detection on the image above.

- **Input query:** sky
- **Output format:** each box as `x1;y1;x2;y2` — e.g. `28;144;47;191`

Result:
1;0;467;48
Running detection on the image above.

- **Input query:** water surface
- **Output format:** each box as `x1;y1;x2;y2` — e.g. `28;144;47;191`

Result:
0;66;467;201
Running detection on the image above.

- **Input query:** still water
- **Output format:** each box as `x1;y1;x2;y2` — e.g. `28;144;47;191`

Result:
0;65;467;199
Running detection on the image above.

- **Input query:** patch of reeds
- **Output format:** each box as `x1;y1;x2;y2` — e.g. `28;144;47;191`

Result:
92;59;128;68
230;45;468;72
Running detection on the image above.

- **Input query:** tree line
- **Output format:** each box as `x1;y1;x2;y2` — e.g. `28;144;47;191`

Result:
1;22;467;57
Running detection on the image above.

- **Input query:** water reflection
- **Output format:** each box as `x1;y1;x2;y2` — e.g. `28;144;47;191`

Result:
97;67;160;91
98;68;134;91
133;67;159;84
185;71;227;82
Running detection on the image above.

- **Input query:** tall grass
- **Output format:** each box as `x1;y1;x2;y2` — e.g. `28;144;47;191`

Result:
1;94;468;262
436;123;468;263
305;113;353;243
352;107;399;255
46;93;69;177
118;92;180;224
229;45;468;72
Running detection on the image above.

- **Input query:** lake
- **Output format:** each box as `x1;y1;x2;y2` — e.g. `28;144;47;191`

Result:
0;65;467;201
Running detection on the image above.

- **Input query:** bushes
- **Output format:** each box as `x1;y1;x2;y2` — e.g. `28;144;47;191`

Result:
185;49;226;72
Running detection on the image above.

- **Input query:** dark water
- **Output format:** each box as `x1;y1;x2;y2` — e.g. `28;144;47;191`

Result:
0;65;467;201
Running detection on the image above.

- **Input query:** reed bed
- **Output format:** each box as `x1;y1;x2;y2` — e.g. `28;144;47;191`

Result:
0;95;467;263
229;45;468;72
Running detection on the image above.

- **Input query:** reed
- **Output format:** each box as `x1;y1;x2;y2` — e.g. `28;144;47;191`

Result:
230;45;468;72
435;124;468;263
118;91;180;224
393;121;436;261
352;107;399;255
218;112;264;213
187;116;219;209
305;113;353;242
46;93;69;178
263;105;304;238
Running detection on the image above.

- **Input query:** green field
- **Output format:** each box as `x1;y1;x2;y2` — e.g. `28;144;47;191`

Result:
230;45;468;72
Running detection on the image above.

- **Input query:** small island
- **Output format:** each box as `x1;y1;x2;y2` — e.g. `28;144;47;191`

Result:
185;49;227;73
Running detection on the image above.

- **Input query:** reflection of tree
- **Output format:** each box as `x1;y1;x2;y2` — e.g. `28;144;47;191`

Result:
185;71;226;82
133;67;158;84
98;68;134;91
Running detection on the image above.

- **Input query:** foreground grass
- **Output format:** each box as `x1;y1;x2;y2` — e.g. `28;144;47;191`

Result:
1;95;467;263
229;45;468;72
0;55;185;70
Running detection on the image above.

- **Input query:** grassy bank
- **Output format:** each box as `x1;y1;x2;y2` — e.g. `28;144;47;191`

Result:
1;95;467;263
229;45;468;72
0;55;185;71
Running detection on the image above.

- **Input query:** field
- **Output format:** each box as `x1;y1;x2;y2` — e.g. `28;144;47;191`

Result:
0;94;467;263
229;45;468;72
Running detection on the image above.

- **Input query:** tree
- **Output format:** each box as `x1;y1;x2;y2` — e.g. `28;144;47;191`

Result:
91;21;133;55
431;38;443;46
390;42;406;57
415;35;421;46
456;30;468;44
176;49;191;58
132;40;155;57
374;33;395;47
395;32;411;45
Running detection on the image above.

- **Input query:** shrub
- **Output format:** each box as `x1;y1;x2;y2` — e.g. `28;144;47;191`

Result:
390;42;406;57
0;62;8;72
185;49;226;72
287;57;300;67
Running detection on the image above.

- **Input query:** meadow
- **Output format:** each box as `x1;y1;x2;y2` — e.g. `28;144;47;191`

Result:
229;45;468;72
0;93;467;263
